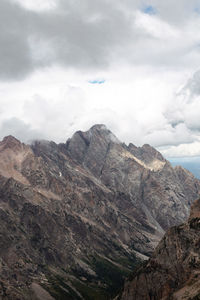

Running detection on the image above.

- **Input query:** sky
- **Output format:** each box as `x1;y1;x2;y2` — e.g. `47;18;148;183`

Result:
1;0;200;158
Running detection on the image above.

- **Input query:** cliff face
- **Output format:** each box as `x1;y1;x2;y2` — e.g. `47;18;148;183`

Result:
0;125;199;300
119;198;200;300
66;125;200;231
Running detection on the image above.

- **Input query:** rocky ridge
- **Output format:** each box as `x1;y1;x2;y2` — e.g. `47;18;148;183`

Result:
118;198;200;300
0;125;199;300
66;125;200;231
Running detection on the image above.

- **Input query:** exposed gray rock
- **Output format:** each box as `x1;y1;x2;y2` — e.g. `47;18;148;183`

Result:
0;125;199;299
118;198;200;300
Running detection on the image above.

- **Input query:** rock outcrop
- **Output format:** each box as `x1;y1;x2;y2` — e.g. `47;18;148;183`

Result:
0;125;199;300
66;125;200;231
118;198;200;300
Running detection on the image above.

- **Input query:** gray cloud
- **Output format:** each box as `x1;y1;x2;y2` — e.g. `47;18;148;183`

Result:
0;0;33;80
164;69;200;133
1;0;200;80
1;0;200;158
149;0;200;24
29;0;137;70
0;117;45;142
0;0;136;79
183;69;200;96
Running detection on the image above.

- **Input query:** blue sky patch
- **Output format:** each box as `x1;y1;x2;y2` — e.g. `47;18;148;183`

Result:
89;79;105;84
194;7;200;13
142;5;156;15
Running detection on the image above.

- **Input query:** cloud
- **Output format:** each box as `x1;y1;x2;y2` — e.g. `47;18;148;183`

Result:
11;0;57;11
1;0;200;158
164;70;200;133
182;69;200;96
1;0;200;81
160;140;200;157
0;0;34;80
1;0;137;79
149;0;200;24
21;87;89;142
0;63;196;150
0;117;44;142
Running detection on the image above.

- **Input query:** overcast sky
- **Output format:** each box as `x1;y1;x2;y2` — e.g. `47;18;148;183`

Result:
1;0;200;157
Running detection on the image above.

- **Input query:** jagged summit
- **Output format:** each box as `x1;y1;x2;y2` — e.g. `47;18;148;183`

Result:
66;124;121;174
1;135;22;150
128;142;166;165
66;124;200;230
0;125;200;299
68;124;121;146
89;123;109;131
66;124;166;176
88;124;120;141
141;143;165;160
2;135;20;143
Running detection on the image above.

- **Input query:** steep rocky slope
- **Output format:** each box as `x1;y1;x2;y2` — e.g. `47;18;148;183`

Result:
0;124;199;300
118;198;200;300
66;125;200;231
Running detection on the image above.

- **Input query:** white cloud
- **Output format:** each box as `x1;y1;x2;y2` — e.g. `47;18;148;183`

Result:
11;0;57;11
135;11;180;40
1;0;200;158
160;140;200;157
2;0;200;80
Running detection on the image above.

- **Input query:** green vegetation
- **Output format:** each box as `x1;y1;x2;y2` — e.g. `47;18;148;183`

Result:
42;275;82;300
89;255;131;298
73;281;108;300
42;253;141;300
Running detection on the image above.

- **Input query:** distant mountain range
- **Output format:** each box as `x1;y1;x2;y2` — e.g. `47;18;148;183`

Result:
0;124;200;299
169;156;200;179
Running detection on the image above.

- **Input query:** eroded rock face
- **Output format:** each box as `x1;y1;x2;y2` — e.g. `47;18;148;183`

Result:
0;125;199;300
118;198;200;300
66;124;200;231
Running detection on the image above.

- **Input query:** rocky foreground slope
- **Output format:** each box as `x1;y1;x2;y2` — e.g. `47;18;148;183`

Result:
118;198;200;300
0;124;199;300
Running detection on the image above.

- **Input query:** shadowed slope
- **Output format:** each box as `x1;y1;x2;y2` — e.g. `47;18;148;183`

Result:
118;198;200;300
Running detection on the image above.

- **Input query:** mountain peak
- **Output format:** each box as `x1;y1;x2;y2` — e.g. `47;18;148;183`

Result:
89;124;108;131
66;124;121;175
128;142;166;167
141;144;166;161
87;124;121;143
0;135;22;151
2;135;21;144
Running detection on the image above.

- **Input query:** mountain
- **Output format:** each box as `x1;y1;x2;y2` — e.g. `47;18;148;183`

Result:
66;125;199;231
118;198;200;300
0;125;199;300
169;156;200;179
